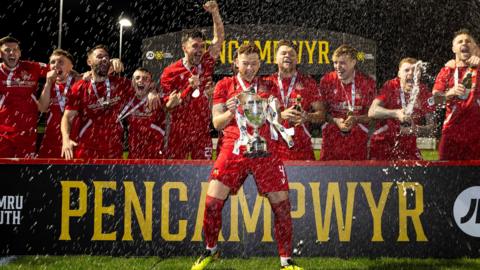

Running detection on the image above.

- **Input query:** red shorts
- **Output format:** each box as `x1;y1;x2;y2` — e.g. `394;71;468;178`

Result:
210;146;289;195
0;130;36;158
320;123;369;160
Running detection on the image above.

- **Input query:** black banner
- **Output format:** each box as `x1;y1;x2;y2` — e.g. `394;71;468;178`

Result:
0;159;479;258
141;25;376;79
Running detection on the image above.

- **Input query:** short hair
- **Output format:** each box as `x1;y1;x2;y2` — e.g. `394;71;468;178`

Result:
181;29;206;44
276;40;298;54
453;28;477;44
87;44;109;57
133;67;152;77
332;44;358;61
51;48;75;64
236;43;260;56
0;36;20;47
398;57;418;70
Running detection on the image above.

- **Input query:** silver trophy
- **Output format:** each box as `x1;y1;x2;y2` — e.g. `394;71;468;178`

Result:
238;88;270;158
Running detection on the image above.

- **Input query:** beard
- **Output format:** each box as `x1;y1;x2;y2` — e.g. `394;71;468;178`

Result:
93;62;110;77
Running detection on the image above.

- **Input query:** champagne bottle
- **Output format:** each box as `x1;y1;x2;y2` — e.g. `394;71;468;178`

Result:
293;95;303;112
459;71;473;100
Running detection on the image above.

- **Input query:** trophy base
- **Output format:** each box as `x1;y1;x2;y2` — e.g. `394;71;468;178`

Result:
244;138;269;158
243;150;271;158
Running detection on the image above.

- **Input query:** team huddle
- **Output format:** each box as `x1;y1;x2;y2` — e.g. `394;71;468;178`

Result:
1;0;480;269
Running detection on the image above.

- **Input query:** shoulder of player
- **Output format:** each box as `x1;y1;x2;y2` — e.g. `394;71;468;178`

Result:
436;66;454;77
18;60;47;71
214;76;235;92
161;59;183;75
319;71;337;84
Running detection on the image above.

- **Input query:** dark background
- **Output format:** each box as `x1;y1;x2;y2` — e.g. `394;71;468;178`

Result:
1;0;479;86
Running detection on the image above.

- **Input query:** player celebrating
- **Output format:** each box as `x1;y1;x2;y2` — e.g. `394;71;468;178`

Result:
0;36;49;157
318;44;376;160
160;0;224;160
61;45;134;159
191;43;302;270
368;58;435;160
119;68;165;159
37;49;81;158
266;40;323;160
432;29;480;160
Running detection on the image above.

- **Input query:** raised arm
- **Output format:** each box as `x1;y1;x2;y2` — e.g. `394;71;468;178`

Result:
37;70;58;112
204;1;224;59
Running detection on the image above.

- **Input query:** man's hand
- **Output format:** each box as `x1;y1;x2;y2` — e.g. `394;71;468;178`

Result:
166;90;182;109
333;117;352;132
82;71;93;81
395;109;412;123
343;115;357;129
445;84;466;99
109;58;124;75
205;80;215;98
281;106;302;123
147;91;162;111
188;74;201;89
445;59;456;69
467;55;480;67
46;69;58;83
203;0;219;14
225;96;239;113
61;138;78;160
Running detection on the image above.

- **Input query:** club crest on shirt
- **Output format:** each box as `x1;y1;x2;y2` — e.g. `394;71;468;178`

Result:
295;82;304;90
20;70;32;81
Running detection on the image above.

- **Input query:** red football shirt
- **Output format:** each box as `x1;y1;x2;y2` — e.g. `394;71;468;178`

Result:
65;76;134;157
265;72;320;155
318;71;376;160
125;95;165;159
41;77;77;147
0;61;49;133
160;53;215;136
319;71;375;119
372;77;434;160
433;66;480;136
213;75;277;151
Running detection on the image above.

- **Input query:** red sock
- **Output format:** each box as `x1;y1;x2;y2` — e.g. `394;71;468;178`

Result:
203;195;225;249
271;199;293;257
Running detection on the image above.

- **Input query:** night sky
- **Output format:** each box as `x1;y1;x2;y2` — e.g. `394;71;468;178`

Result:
1;0;479;86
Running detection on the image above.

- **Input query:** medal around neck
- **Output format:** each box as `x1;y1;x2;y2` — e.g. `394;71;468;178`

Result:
191;88;200;98
238;87;269;158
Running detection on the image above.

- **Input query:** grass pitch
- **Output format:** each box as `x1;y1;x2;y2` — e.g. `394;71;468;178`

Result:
1;256;479;270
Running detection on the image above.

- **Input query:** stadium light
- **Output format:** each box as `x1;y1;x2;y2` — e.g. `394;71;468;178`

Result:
58;0;63;48
118;18;132;60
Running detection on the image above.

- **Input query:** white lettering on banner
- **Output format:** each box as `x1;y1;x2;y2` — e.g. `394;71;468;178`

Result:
0;195;23;225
